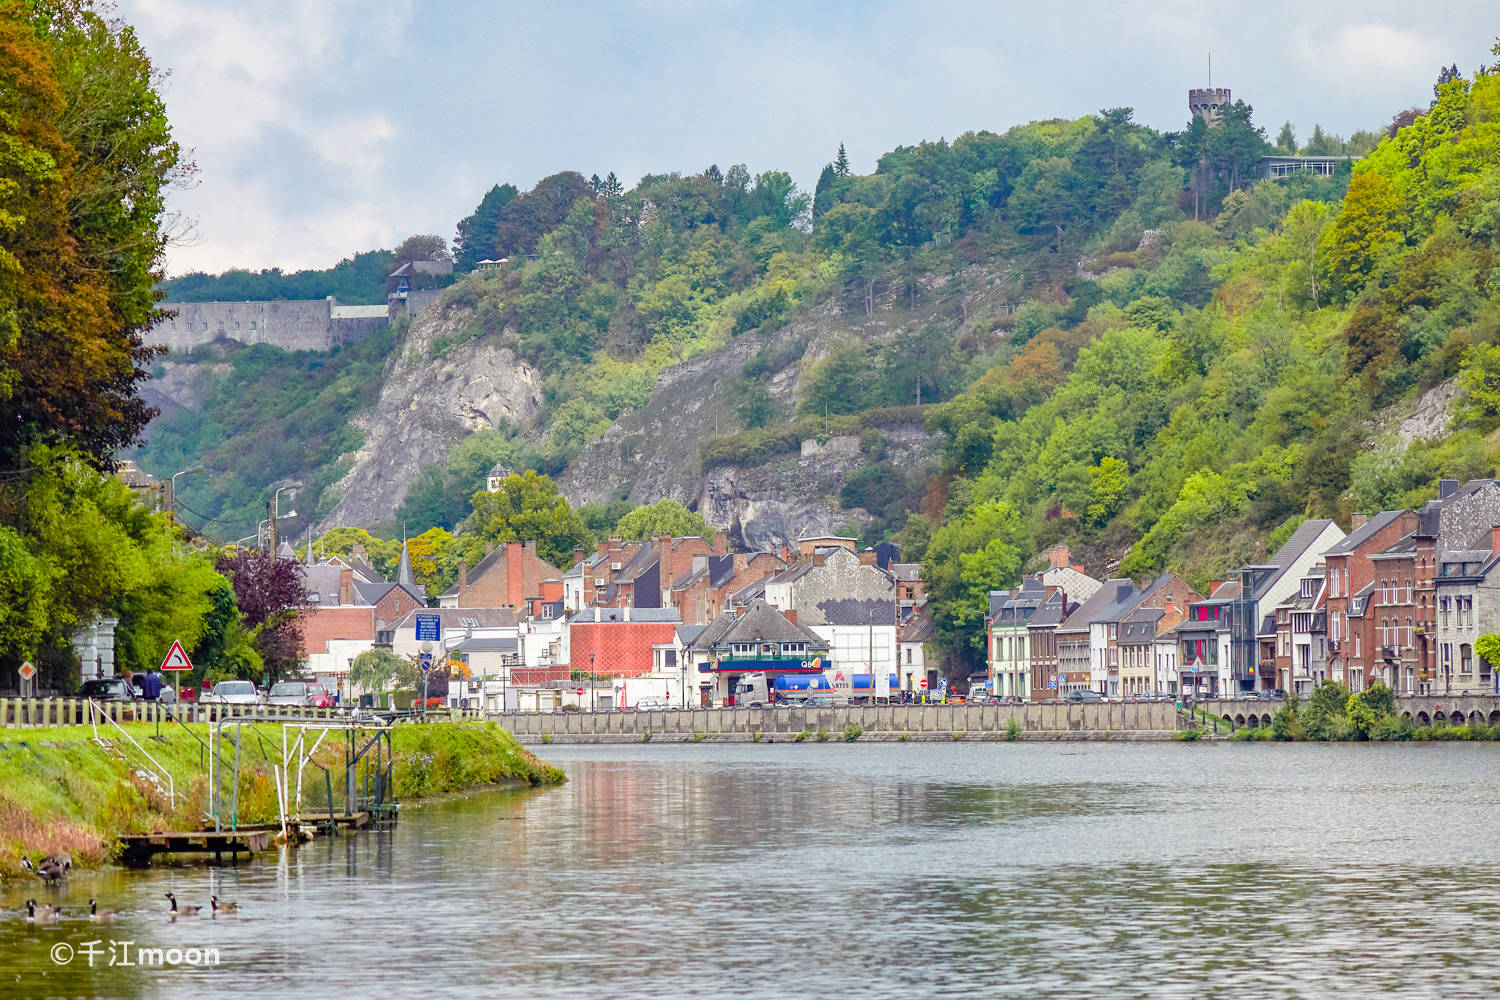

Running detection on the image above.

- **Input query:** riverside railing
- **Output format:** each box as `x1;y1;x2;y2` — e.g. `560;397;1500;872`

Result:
0;697;483;729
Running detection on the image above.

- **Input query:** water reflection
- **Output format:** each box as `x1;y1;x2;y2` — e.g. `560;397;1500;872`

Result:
5;742;1500;998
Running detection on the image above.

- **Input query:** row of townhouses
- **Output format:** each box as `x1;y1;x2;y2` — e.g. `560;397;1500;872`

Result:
986;479;1500;699
299;476;935;710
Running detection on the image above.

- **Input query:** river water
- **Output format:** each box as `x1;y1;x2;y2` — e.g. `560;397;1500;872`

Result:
5;741;1500;999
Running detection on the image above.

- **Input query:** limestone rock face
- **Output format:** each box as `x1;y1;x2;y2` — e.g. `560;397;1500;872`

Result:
318;306;541;529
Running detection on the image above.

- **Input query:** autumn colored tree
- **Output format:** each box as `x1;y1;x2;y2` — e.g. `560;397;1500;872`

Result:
0;1;183;471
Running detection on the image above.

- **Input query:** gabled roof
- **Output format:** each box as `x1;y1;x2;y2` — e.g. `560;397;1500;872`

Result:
1120;606;1164;642
889;563;921;582
675;625;706;645
1269;518;1340;568
354;579;426;606
1028;591;1070;628
1324;511;1408;556
457;637;518;653
1372;533;1418;558
690;601;825;651
1060;579;1138;632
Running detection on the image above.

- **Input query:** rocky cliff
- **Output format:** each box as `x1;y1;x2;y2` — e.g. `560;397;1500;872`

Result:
318;306;543;528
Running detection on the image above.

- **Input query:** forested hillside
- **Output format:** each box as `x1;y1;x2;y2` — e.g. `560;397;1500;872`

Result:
133;49;1500;678
917;56;1500;669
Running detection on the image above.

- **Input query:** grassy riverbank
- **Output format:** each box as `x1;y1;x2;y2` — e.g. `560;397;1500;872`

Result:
0;720;562;873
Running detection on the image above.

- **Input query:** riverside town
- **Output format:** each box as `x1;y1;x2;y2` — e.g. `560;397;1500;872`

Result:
6;3;1500;997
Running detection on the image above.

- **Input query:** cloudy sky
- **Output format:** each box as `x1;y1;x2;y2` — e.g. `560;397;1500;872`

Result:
119;0;1498;277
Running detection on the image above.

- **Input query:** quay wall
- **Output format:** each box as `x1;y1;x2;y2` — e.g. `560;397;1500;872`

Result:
499;701;1182;743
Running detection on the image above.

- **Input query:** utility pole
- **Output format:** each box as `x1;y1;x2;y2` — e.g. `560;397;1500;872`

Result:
915;375;921;408
269;481;303;556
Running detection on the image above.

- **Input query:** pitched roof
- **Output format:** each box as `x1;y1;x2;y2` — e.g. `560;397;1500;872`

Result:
690;600;825;650
1269;518;1339;568
901;609;935;643
1324;511;1408;555
1029;591;1070;627
889;563;921;582
457;637;519;653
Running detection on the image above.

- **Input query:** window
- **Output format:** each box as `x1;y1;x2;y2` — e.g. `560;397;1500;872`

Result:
234;321;240;330
1461;643;1474;675
250;321;257;330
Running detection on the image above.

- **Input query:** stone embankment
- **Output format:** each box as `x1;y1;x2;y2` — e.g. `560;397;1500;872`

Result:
502;702;1181;743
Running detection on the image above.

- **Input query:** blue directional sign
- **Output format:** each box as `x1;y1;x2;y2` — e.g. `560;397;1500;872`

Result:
414;614;441;642
418;652;433;672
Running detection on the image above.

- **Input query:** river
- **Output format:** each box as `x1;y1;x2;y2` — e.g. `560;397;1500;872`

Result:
5;741;1500;998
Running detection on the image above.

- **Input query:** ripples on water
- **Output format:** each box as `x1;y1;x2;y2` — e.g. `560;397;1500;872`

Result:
4;742;1499;999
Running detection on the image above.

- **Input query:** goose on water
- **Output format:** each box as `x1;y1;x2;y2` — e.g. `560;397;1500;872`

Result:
164;892;201;916
89;899;119;923
210;895;239;915
21;856;69;885
25;900;60;925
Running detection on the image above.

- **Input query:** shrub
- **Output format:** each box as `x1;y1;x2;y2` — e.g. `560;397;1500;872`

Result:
1005;717;1021;741
794;730;811;743
1174;729;1202;741
642;731;652;742
843;723;863;743
951;731;964;741
816;728;830;742
1369;714;1415;742
751;731;762;743
541;733;553;744
692;731;708;743
898;733;911;742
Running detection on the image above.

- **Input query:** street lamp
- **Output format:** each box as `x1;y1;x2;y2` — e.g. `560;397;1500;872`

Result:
268;481;303;552
167;465;204;525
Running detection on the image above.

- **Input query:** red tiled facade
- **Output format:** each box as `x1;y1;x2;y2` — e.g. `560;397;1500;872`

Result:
1323;512;1416;691
374;586;425;630
570;621;678;677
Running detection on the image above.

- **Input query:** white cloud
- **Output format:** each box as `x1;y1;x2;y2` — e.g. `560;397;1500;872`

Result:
1295;24;1445;95
125;0;413;273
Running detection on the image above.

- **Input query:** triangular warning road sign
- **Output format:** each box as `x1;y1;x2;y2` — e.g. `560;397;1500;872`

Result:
159;639;194;672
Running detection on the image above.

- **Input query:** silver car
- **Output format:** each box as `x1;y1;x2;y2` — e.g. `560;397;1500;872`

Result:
209;680;262;705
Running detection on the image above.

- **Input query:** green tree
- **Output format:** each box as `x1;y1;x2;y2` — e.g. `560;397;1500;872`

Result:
1085;456;1130;527
454;183;519;270
834;142;850;178
1476;633;1500;672
614;499;717;542
349;648;419;696
461;470;593;568
1276;121;1296;154
1453;343;1500;431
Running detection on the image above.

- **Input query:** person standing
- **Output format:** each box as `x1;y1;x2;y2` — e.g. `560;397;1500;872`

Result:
140;667;163;702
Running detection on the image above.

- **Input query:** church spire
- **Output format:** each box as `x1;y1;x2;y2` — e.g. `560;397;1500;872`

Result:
398;539;414;587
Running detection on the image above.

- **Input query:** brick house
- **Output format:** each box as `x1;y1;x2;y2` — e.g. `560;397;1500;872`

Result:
1320;510;1417;691
456;541;565;610
1026;590;1073;701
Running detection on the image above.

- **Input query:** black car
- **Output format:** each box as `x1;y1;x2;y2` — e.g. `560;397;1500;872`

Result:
78;677;135;702
1065;690;1105;703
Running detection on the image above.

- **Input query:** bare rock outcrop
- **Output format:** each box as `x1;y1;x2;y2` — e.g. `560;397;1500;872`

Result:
318;306;541;529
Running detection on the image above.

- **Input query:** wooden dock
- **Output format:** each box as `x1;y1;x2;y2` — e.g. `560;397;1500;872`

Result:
119;812;377;864
119;827;274;863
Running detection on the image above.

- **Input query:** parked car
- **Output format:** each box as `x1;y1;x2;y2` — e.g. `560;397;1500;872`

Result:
79;677;136;702
268;681;315;706
209;680;262;705
968;691;994;705
634;696;670;711
801;695;848;708
307;683;334;708
1066;690;1105;703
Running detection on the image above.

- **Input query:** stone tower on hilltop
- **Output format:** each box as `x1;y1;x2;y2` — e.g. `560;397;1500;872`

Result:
1188;87;1231;125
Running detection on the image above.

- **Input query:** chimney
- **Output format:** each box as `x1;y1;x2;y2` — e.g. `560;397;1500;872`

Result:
573;547;585;567
597;540;608;558
785;609;797;625
351;542;367;563
1048;545;1070;570
458;561;468;593
859;549;877;567
712;530;728;554
1210;581;1223;596
623;605;630;622
1351;513;1368;530
1440;478;1460;500
1071;563;1085;573
339;565;354;605
1492;524;1500;556
507;542;523;608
